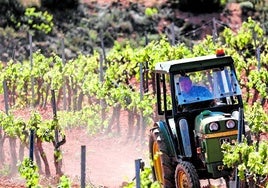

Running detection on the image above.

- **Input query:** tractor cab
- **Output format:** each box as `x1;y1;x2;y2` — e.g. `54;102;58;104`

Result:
149;50;244;187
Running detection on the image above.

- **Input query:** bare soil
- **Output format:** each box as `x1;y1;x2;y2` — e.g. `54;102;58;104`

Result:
0;101;149;188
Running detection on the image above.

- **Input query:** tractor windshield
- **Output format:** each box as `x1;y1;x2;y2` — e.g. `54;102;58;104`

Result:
174;66;242;105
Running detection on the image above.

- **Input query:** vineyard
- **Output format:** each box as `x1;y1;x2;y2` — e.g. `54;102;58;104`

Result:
0;0;268;188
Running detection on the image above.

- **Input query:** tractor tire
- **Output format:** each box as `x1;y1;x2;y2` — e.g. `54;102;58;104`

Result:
149;127;176;188
175;161;200;188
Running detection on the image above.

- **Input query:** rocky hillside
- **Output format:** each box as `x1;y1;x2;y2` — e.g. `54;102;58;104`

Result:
0;0;258;63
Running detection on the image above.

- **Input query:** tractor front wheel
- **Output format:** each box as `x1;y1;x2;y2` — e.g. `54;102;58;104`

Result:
175;161;200;188
149;127;176;187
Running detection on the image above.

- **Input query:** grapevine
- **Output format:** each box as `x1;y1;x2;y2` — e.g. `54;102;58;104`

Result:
18;157;40;188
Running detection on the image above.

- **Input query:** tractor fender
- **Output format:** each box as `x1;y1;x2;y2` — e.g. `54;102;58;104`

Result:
153;120;177;158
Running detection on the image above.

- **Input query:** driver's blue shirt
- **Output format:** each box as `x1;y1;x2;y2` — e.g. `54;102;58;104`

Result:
181;85;212;100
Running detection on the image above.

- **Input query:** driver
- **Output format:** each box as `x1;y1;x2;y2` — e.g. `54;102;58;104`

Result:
179;76;212;99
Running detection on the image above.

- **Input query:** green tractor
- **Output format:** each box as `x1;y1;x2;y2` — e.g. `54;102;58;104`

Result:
149;50;244;187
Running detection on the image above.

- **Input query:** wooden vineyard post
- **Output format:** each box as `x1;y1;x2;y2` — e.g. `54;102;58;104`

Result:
29;33;35;162
135;159;144;188
81;145;86;188
51;89;66;175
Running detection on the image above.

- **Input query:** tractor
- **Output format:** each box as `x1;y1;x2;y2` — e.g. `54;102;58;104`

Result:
149;49;245;187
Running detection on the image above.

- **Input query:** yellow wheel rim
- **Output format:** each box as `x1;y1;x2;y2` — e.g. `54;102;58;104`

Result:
177;171;190;188
153;141;164;184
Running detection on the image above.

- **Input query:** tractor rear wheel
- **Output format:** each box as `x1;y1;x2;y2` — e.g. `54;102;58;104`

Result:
175;161;200;188
149;127;176;187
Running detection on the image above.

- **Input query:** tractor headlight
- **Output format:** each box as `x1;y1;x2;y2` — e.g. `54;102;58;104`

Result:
226;120;236;129
209;122;219;131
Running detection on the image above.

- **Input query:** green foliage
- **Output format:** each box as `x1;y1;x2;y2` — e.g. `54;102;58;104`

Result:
28;111;42;130
220;17;268;103
0;112;15;137
57;175;71;188
54;149;62;162
11;7;54;34
145;8;158;17
221;17;265;60
123;167;161;188
222;139;254;179
18;157;40;188
36;119;55;142
58;104;107;134
0;112;28;139
0;59;30;107
245;102;268;133
192;35;220;56
222;140;268;185
247;68;268;98
222;101;268;186
23;7;54;34
220;0;228;5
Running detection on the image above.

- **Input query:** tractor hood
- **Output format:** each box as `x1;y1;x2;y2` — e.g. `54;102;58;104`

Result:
194;110;239;178
195;110;239;136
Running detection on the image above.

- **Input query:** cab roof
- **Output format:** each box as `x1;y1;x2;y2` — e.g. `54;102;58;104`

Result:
155;54;234;74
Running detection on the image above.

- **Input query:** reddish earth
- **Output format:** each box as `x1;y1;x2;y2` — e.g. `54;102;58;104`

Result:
60;116;149;188
0;105;149;188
